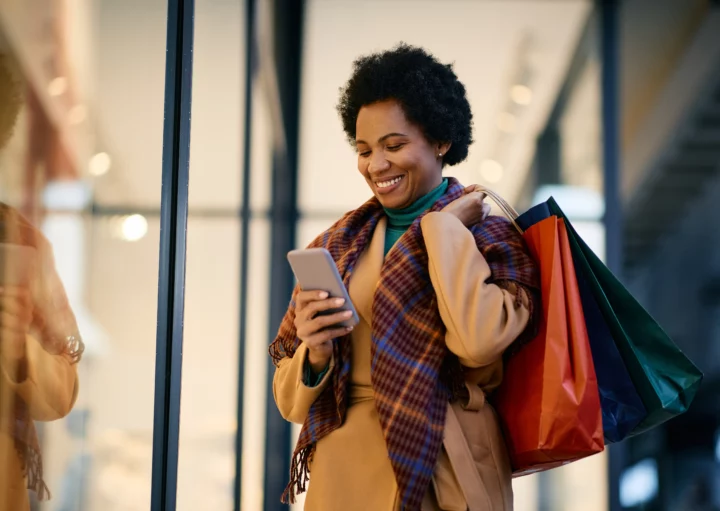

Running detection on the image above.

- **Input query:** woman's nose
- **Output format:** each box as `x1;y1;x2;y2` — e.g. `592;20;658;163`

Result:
368;152;390;173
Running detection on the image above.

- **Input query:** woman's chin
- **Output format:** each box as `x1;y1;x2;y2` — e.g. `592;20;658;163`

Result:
370;181;414;209
375;193;406;209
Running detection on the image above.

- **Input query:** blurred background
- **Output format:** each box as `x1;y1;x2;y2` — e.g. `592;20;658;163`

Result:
0;0;718;510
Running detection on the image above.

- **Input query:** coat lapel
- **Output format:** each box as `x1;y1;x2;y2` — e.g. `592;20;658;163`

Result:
348;217;386;326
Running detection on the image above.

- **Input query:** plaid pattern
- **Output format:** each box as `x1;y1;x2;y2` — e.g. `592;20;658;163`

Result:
269;178;539;510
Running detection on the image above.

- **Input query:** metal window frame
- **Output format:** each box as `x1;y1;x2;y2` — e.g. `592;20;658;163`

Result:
150;0;195;510
148;1;306;509
234;0;258;508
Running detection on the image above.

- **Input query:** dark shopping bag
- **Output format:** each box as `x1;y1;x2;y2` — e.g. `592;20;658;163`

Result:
516;202;647;443
544;197;703;436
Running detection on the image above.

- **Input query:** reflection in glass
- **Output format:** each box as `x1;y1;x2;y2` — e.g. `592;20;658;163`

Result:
0;0;167;509
0;202;83;511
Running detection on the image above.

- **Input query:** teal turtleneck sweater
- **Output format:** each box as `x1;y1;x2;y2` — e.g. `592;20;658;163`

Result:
383;178;449;255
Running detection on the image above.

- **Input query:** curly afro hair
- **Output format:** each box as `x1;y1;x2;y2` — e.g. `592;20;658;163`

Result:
337;43;473;167
0;53;22;149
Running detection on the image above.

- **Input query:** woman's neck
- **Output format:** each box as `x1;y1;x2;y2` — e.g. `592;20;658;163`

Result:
384;178;449;229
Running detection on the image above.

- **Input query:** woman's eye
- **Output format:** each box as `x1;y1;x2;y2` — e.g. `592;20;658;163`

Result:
386;144;403;151
359;150;371;157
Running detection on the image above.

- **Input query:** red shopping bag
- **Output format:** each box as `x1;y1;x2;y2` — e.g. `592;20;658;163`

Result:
493;216;604;476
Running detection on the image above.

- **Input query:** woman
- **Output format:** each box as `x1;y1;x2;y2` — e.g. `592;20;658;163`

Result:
0;52;82;511
270;44;540;511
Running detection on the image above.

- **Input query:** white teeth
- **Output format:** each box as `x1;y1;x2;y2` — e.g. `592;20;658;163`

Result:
377;176;403;188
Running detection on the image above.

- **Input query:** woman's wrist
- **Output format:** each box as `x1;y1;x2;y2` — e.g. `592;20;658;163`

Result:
307;349;331;375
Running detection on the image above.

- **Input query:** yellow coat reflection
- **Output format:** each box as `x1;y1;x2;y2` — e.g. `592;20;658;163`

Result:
0;204;80;511
0;335;79;510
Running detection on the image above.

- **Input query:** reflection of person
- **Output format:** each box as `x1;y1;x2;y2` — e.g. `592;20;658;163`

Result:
0;52;22;150
0;52;83;511
270;45;540;510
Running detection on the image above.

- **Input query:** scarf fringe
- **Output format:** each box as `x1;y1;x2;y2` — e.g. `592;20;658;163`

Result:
280;444;314;504
15;433;51;501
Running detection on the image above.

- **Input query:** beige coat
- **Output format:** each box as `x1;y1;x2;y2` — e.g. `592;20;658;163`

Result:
0;332;79;510
274;212;530;510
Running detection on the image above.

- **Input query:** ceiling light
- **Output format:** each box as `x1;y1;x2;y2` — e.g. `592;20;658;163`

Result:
496;112;516;133
69;105;88;125
48;77;68;97
121;215;148;242
480;159;504;183
511;84;533;106
89;152;112;176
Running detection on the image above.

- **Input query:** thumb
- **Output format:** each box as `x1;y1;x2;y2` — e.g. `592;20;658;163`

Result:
464;184;479;194
481;203;491;219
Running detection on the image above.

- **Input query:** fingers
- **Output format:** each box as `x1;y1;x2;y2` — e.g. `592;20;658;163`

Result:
0;289;33;325
0;286;32;303
461;186;487;202
470;190;486;202
0;310;30;335
295;290;329;310
464;184;487;196
298;310;353;337
304;325;354;347
303;297;346;319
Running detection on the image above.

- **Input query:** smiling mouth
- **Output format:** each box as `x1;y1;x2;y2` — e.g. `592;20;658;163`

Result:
375;175;404;189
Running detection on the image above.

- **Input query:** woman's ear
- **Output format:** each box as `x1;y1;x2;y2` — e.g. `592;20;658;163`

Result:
437;142;452;158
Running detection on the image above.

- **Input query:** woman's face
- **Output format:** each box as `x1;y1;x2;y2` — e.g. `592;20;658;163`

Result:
355;99;450;209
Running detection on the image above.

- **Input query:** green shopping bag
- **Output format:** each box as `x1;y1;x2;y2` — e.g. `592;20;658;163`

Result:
545;198;703;435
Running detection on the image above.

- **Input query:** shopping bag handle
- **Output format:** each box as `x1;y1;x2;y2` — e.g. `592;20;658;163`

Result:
474;185;524;234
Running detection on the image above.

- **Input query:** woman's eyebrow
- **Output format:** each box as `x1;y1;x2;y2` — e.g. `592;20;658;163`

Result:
356;132;409;145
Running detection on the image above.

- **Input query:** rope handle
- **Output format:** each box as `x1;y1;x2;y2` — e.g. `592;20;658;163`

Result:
474;185;524;234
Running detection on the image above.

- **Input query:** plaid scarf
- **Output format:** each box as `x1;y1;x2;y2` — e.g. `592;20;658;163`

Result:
269;178;539;510
0;203;84;500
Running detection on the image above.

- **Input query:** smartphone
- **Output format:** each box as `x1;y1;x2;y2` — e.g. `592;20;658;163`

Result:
287;247;359;328
0;243;38;287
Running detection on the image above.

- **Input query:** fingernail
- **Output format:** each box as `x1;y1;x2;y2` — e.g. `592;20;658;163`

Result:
318;292;328;299
334;298;345;306
346;326;354;331
342;310;352;317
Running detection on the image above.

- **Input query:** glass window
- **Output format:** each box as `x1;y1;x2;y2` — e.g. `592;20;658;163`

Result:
0;0;167;510
178;0;247;509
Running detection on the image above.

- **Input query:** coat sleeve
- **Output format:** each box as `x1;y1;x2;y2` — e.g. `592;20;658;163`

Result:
273;343;335;424
1;334;79;421
421;211;531;368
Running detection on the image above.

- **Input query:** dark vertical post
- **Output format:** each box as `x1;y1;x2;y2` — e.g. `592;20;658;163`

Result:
150;0;194;510
536;127;562;186
600;1;626;510
601;0;623;274
233;0;257;509
263;0;305;510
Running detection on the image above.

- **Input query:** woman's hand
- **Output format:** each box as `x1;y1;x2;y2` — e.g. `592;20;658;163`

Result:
0;286;33;363
441;185;491;227
294;290;354;373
